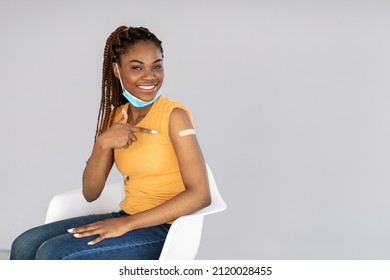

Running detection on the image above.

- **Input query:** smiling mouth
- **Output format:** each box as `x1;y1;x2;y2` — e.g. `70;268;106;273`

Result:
137;84;157;90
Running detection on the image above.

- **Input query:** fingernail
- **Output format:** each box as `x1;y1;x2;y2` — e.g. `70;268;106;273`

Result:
67;228;75;233
73;233;80;238
151;130;157;134
88;241;94;245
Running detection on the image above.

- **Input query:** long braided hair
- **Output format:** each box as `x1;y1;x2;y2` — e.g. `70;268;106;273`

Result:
95;26;164;141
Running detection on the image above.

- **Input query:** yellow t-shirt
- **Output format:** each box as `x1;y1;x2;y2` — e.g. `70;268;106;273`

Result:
113;95;193;216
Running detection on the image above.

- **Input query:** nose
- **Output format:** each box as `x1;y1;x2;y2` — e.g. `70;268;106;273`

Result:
142;69;155;80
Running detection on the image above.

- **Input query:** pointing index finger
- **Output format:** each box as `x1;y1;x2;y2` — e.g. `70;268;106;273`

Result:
130;126;157;135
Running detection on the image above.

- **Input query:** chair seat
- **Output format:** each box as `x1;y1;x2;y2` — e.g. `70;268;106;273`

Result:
45;163;226;259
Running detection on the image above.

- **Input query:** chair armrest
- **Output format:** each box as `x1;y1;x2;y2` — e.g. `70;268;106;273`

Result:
45;182;123;224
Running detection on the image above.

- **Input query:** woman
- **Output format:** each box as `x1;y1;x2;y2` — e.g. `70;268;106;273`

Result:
10;26;211;260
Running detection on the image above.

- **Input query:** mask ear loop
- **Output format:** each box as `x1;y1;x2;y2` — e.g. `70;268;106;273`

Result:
115;63;126;90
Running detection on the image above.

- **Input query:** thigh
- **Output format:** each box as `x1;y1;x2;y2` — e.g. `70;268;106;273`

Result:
10;212;117;260
37;223;171;260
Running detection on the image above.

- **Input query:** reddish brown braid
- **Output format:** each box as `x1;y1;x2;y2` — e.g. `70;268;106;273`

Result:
95;26;164;141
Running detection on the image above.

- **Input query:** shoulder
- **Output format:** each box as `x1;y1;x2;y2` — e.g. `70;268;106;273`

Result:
155;95;194;139
158;95;189;110
170;107;191;125
168;107;194;143
158;95;194;125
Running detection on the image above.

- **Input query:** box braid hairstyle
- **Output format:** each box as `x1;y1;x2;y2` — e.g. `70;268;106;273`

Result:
95;26;164;141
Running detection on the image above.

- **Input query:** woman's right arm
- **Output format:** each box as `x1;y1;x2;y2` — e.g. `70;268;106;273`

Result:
82;139;115;202
82;108;157;202
82;108;129;202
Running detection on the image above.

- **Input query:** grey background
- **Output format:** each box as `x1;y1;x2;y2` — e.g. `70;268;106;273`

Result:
1;0;390;259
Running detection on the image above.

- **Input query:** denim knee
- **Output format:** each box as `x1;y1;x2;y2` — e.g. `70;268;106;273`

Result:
10;229;38;260
35;239;61;260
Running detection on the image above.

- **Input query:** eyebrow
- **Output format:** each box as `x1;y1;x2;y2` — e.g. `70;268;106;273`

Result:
128;59;163;64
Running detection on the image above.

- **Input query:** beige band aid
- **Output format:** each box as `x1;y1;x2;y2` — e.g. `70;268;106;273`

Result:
179;128;196;137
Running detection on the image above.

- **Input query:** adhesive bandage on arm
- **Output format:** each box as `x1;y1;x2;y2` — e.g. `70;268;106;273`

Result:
179;128;196;137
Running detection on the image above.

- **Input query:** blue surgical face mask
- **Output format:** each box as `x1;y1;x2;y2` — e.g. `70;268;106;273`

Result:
116;63;161;108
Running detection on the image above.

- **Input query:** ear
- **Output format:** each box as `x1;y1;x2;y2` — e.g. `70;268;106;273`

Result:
112;63;120;79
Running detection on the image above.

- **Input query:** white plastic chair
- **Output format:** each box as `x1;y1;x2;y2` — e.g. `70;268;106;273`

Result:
45;164;227;260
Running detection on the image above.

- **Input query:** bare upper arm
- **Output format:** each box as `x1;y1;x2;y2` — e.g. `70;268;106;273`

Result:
169;108;209;193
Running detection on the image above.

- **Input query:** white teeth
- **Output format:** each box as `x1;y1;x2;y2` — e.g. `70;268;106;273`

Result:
138;85;155;90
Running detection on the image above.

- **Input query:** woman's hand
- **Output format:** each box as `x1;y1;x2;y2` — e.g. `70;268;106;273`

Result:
97;108;156;150
67;218;131;245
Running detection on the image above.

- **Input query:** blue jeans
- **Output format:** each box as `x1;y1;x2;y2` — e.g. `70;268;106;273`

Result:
10;211;170;260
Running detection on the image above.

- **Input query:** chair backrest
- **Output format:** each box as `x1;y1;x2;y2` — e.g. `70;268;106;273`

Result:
45;163;226;259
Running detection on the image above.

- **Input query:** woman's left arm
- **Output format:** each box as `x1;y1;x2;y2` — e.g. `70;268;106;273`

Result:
70;108;211;244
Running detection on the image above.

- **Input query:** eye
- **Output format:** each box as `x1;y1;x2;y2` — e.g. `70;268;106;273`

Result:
154;65;163;70
131;66;142;71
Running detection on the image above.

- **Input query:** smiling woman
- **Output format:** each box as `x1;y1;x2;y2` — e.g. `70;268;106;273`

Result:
10;26;211;260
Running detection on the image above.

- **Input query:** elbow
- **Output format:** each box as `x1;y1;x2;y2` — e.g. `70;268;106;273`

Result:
199;191;212;209
82;185;102;202
193;183;212;210
204;194;212;208
83;191;99;203
186;188;211;212
84;195;97;203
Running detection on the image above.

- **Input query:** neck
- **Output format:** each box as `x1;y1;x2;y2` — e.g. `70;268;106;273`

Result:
127;103;152;125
